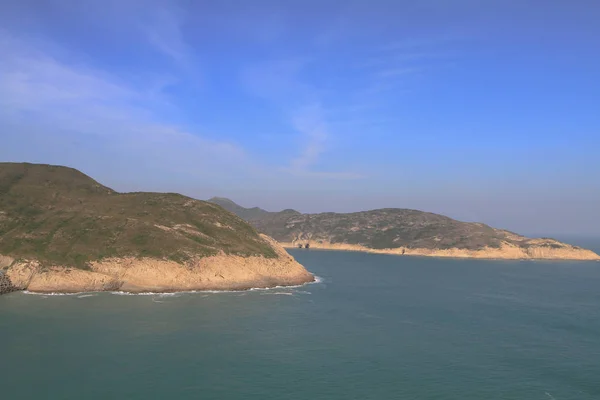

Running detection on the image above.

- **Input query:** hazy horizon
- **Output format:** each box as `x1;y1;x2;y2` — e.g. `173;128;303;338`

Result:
1;1;599;236
206;195;600;239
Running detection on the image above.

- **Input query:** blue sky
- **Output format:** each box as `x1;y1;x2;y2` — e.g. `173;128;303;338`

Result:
1;0;599;235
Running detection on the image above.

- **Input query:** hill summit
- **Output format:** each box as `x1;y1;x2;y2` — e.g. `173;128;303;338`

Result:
208;198;600;261
207;197;275;221
0;163;313;293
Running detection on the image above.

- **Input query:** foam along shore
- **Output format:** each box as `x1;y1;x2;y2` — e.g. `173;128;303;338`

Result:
281;240;600;261
3;237;314;294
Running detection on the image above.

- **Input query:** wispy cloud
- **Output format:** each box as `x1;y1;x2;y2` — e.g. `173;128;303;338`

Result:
287;105;364;180
376;67;420;78
242;60;364;180
51;0;197;73
285;169;365;180
357;52;438;69
241;31;454;166
0;32;246;182
355;36;456;99
377;36;456;52
138;1;194;68
289;104;328;171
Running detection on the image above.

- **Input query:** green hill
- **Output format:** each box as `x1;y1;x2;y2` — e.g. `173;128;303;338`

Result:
0;163;278;269
208;197;514;250
209;198;600;260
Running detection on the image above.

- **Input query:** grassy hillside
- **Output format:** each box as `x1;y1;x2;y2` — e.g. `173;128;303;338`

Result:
0;163;277;269
210;198;586;252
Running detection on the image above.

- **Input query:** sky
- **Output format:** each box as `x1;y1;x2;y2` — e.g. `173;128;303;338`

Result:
1;0;599;236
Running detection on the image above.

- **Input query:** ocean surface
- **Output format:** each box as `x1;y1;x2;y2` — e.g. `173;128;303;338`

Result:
2;244;600;400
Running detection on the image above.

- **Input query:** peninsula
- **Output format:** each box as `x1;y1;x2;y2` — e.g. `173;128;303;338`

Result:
0;163;314;294
208;198;600;261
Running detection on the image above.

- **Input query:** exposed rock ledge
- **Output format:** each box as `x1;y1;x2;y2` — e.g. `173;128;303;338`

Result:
282;240;600;261
3;236;314;294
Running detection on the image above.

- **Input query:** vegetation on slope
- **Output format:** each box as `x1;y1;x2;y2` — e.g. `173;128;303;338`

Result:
0;163;277;269
209;198;585;252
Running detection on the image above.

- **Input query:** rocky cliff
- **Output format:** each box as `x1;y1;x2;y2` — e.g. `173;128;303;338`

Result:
4;235;313;293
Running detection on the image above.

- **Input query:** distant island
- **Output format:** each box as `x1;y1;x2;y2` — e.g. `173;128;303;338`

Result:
208;197;600;261
0;163;314;294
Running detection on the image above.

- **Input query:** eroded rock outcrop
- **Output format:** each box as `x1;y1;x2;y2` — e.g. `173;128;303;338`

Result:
5;236;314;293
0;271;18;295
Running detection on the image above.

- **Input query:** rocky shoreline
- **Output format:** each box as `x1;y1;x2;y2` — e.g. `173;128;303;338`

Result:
1;236;314;294
282;241;600;261
0;271;18;295
208;197;600;262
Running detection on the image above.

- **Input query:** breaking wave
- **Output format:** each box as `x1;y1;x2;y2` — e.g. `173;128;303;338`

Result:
23;274;324;298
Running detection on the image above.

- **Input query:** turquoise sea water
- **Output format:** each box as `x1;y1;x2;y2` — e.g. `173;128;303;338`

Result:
1;246;600;399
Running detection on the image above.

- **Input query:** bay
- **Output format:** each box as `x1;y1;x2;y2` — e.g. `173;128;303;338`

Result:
1;246;600;399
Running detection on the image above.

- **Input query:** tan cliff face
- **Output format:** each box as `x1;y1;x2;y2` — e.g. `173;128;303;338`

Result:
281;239;600;261
4;235;314;294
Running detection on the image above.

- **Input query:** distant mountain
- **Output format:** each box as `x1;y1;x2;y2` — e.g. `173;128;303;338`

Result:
208;198;600;261
0;163;313;293
208;197;275;221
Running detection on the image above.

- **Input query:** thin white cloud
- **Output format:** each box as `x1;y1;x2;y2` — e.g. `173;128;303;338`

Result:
288;105;364;180
0;32;247;182
290;104;328;171
242;60;365;180
377;36;456;52
1;36;136;111
138;1;193;68
357;52;437;69
284;169;365;180
355;36;456;99
376;67;420;78
39;0;197;71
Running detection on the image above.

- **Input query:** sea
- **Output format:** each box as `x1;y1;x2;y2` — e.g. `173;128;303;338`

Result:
1;239;600;400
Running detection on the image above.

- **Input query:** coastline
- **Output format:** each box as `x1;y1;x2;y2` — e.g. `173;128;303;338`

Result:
281;241;600;261
4;255;315;294
2;235;315;294
19;275;323;296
